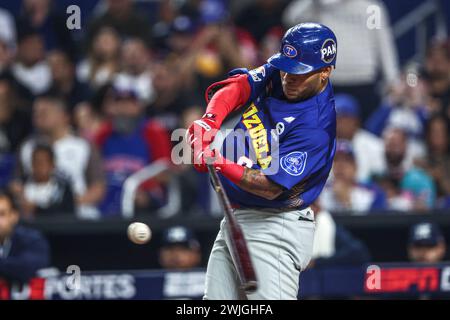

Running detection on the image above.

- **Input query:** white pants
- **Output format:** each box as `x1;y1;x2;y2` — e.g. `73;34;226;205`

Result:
203;207;315;300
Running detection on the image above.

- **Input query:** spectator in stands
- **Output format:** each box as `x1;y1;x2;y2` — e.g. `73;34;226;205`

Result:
422;40;450;118
115;38;155;106
307;201;371;268
0;73;31;153
0;190;50;282
164;5;258;84
86;0;151;48
19;143;74;219
0;74;32;188
94;79;171;217
12;95;105;219
148;61;178;118
365;66;429;141
148;60;202;130
16;0;77;56
159;226;202;270
74;83;113;143
380;126;435;211
335;94;385;183
382;127;414;181
320;140;386;214
371;126;422;212
371;174;414;211
401;168;436;211
153;0;207;56
0;8;16;73
235;0;288;44
193;23;256;81
258;26;284;63
179;0;227;27
11;30;51;98
77;26;121;89
408;222;446;264
47;49;92;112
283;0;399;121
415;115;450;208
160;14;255;99
0;40;12;75
73;102;105;144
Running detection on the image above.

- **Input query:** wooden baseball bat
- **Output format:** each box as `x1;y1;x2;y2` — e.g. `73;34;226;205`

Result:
207;164;258;294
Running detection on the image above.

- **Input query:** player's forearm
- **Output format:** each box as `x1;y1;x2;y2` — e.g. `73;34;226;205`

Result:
236;168;283;200
199;151;283;200
204;75;251;126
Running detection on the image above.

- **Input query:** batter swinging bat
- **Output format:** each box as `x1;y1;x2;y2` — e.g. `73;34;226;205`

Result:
207;164;258;294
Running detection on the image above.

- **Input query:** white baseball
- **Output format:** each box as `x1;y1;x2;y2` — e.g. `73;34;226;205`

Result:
127;222;152;244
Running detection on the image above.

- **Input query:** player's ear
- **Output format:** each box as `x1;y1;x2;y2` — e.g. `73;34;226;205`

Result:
320;66;332;82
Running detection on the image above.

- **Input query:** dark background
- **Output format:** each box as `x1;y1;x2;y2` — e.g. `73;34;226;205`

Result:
23;212;450;271
2;0;450;65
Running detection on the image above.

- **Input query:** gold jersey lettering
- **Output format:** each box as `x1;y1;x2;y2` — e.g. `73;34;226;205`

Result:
258;156;272;169
243;104;258;118
243;115;262;127
249;123;265;138
241;103;272;169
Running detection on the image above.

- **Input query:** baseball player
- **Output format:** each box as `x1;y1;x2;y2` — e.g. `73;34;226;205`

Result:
187;23;338;300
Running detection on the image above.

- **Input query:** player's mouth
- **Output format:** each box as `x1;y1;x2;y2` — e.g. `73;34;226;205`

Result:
284;86;312;102
284;87;299;97
285;87;297;93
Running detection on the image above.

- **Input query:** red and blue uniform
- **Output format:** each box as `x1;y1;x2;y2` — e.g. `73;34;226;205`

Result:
212;64;336;210
198;22;339;300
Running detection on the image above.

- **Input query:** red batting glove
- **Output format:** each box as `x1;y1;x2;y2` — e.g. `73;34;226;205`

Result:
186;114;220;151
192;147;245;184
191;145;212;173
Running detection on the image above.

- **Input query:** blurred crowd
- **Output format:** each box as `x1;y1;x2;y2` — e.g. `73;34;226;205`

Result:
0;0;448;221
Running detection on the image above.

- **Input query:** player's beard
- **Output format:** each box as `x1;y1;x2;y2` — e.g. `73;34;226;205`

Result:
282;78;322;102
282;86;315;102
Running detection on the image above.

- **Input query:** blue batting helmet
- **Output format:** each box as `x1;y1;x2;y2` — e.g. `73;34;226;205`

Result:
268;23;337;75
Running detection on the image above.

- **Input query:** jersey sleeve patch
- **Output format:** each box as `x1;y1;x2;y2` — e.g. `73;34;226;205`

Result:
248;66;266;82
280;151;308;176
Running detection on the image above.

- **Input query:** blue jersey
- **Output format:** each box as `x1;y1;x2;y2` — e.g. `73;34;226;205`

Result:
219;63;336;210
